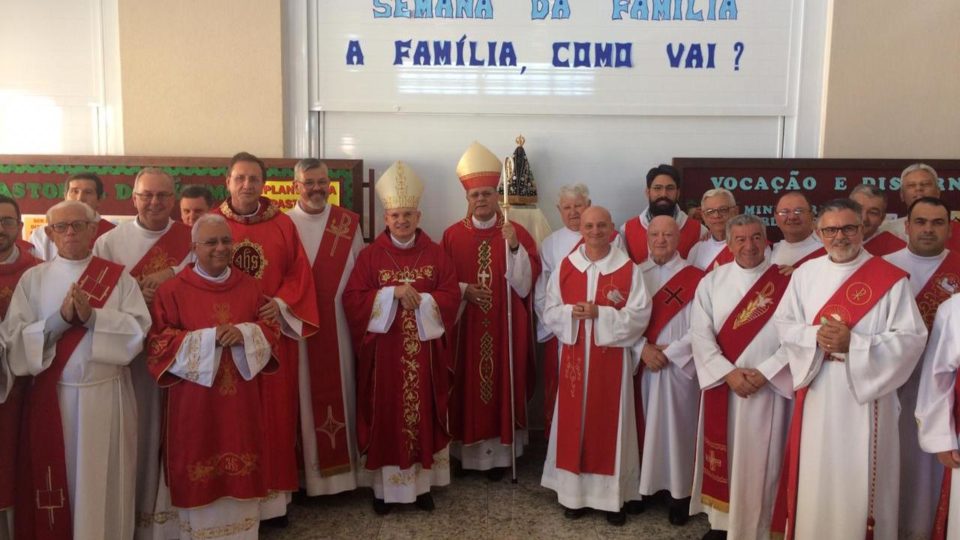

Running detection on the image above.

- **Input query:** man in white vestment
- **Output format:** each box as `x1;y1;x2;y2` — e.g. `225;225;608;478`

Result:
850;184;907;257
30;172;115;260
634;216;702;525
689;214;793;540
880;163;942;240
772;198;927;540
94;167;193;539
535;183;590;439
541;206;651;526
770;192;823;266
686;189;740;271
885;197;958;540
1;200;150;539
916;295;960;540
288;159;363;496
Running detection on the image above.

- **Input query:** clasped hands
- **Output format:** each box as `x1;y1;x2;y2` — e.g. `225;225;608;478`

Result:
816;316;851;356
394;284;422;310
60;283;93;324
724;367;768;398
215;324;243;347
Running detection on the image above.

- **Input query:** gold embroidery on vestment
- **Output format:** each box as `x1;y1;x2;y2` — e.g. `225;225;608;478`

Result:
378;265;435;286
215;359;238;396
732;281;775;330
479;332;494;404
400;310;422;459
187;452;258;483
179;517;257;539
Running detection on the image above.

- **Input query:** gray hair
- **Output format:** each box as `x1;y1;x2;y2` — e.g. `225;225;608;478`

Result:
133;167;175;193
724;213;765;243
191;213;229;243
701;188;736;207
557;183;590;204
849;183;887;211
294;159;327;181
900;163;939;186
817;198;863;226
46;199;96;223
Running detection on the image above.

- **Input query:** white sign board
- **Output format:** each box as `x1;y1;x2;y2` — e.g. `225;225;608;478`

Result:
314;0;796;116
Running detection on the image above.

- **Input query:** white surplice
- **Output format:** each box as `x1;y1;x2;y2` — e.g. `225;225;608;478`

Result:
916;294;960;540
879;216;907;241
886;247;952;540
687;235;727;271
360;232;452;503
94;218;192;540
0;255;150;540
770;234;823;266
774;248;927;540
540;245;651;512
688;259;792;538
451;214;533;470
288;203;364;496
535;227;582;343
634;253;699;500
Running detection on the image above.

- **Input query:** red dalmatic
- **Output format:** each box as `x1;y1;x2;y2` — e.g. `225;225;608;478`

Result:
441;215;541;446
215;197;319;491
623;216;701;264
0;248;40;511
147;266;279;508
342;229;461;470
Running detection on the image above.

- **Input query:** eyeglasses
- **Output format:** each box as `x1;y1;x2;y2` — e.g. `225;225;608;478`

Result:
703;206;734;218
776;208;810;217
194;237;234;248
49;220;92;233
819;224;860;238
297;180;329;190
133;192;174;202
0;217;19;228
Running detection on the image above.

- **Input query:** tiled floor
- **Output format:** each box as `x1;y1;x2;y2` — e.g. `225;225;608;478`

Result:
261;437;709;539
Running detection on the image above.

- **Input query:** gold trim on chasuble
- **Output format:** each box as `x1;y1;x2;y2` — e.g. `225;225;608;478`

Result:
378;265;435;285
400;310;422;460
231;239;268;280
187;452;258;483
732;281;775;330
141;247;176;276
700;438;730;513
475;239;495;404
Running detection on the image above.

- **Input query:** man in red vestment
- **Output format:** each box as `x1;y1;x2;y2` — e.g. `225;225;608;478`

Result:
29;172;115;260
442;142;541;480
343;161;460;514
213;152;319;525
850;183;907;257
620;164;707;264
147;214;279;539
0;196;41;539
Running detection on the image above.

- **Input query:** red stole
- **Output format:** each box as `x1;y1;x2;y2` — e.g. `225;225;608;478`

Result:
700;264;790;512
706;246;734;272
305;205;358;476
915;250;960;331
0;248;41;511
947;222;960;253
793;246;827;268
93;218;115;244
129;222;193;278
771;256;908;540
863;231;906;257
17;257;123;540
555;256;634;475
624;216;701;264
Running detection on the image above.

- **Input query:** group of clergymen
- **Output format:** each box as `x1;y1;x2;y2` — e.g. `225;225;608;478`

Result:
0;142;958;540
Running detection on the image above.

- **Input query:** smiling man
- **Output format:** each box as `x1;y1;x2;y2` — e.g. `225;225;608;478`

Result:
770;191;824;266
686;188;743;271
541;205;650;527
442;142;541;481
29;172;115;260
286;159;364;499
884;197;960;540
342;161;460;514
772;198;927;540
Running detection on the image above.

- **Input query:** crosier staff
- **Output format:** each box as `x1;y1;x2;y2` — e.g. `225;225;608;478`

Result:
503;155;518;484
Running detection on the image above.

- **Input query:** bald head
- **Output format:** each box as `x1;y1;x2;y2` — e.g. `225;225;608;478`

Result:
648;215;680;264
580;205;612;225
580;205;615;257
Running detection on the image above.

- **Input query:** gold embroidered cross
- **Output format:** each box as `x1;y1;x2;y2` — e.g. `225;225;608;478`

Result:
705;449;721;472
36;466;65;529
316;405;346;447
851;287;868;302
326;214;352;256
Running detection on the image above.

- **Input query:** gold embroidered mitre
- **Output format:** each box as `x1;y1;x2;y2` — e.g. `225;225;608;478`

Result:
376;161;424;210
456;141;502;191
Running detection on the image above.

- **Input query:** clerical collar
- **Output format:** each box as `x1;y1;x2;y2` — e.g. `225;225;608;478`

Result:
905;248;946;263
784;233;818;245
472;214;497;230
0;246;19;265
828;248;866;266
651;251;681;268
234;202;261;218
390;234;416;249
55;253;94;266
735;258;770;274
134;216;173;235
193;264;231;283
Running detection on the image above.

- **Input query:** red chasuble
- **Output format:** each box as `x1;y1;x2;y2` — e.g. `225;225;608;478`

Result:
0;248;40;511
342;229;461;470
948;222;960;253
147;266;279;508
623;216;701;264
128;221;192;278
701;265;790;512
863;231;906;257
214;197;319;491
771;256;908;540
555;256;634;475
17;256;123;540
441;215;542;446
304;205;359;476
